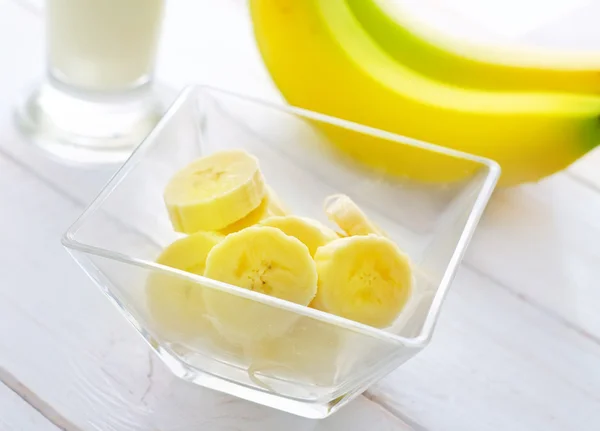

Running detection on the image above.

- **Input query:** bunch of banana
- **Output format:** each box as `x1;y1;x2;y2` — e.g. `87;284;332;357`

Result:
249;0;600;186
147;150;414;349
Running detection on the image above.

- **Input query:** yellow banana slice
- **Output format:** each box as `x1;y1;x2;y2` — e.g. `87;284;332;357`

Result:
146;232;223;339
312;235;412;328
203;226;318;343
259;215;338;256
153;231;224;274
324;194;387;237
164;150;266;233
220;185;290;235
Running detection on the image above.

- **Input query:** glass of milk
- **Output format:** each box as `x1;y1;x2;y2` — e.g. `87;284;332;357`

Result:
16;0;166;164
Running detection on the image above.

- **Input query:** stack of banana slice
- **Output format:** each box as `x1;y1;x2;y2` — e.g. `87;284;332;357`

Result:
148;149;413;346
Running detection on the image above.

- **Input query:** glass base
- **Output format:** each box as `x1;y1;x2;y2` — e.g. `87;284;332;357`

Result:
15;81;164;165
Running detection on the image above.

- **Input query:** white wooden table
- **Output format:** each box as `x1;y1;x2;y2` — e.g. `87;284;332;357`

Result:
1;1;600;429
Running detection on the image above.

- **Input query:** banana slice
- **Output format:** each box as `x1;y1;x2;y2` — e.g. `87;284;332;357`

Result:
146;232;223;339
312;235;412;328
203;226;318;343
220;185;290;235
154;231;224;274
259;215;338;256
164;150;266;233
324;194;387;237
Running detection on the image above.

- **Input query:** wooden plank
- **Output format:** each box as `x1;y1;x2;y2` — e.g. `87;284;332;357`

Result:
0;370;80;431
1;146;599;430
368;267;600;431
0;382;58;431
464;174;600;341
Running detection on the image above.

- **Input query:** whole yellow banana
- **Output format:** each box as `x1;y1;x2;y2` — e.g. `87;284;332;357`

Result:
250;0;600;186
347;0;600;94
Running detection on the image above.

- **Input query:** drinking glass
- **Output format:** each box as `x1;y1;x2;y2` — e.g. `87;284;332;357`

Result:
16;0;166;164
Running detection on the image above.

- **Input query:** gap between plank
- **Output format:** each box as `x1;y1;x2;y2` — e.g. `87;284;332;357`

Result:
463;261;600;348
363;391;429;431
0;366;84;431
566;170;600;196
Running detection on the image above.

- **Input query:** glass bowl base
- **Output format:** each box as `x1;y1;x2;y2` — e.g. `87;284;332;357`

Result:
15;81;164;165
152;343;362;419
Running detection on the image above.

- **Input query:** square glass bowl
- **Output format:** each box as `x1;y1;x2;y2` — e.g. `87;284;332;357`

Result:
62;86;499;418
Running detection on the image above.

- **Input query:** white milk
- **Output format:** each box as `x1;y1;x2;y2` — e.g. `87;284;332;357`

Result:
47;0;165;92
